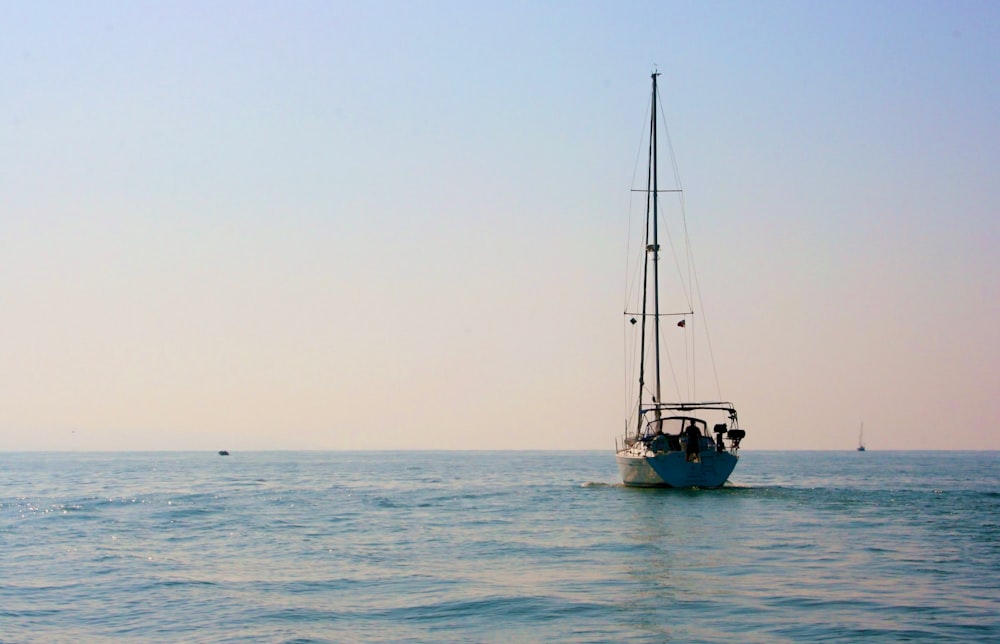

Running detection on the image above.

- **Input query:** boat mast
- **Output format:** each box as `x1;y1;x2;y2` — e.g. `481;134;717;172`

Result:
651;72;663;418
636;72;663;434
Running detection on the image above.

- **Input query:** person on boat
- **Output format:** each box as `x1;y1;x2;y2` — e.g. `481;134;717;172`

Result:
685;421;702;462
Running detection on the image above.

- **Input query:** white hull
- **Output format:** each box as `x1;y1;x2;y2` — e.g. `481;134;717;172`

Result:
616;449;738;488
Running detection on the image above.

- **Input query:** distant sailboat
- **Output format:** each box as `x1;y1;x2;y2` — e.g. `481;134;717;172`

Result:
857;423;865;452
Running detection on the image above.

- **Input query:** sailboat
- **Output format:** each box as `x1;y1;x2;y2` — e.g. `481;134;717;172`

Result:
857;422;866;451
615;72;746;488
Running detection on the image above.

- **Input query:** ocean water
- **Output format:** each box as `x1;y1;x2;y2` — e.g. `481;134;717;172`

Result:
1;451;997;643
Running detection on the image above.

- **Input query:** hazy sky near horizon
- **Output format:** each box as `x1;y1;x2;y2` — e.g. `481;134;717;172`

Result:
2;1;998;451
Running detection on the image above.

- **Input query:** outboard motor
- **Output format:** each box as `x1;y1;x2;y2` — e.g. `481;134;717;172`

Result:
713;424;727;453
727;428;746;449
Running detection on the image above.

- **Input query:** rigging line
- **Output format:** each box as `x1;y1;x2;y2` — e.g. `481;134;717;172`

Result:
656;83;695;312
663;149;723;399
656;78;724;401
692;260;724;400
690;313;696;401
650;85;695;312
624;93;653;314
656;313;684;403
623;322;635;428
648;77;684;405
663;126;722;400
622;232;650;333
624;247;646;325
658;86;686;212
624;194;639;312
625;288;645;412
624;194;643;315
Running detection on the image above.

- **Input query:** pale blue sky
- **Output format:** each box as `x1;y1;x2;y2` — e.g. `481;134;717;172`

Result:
2;1;998;450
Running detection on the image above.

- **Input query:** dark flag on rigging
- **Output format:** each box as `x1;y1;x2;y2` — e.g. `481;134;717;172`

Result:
677;319;686;328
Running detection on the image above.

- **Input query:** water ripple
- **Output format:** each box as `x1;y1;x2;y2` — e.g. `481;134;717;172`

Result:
0;451;997;642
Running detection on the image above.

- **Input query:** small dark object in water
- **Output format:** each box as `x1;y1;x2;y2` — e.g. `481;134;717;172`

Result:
218;450;230;456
